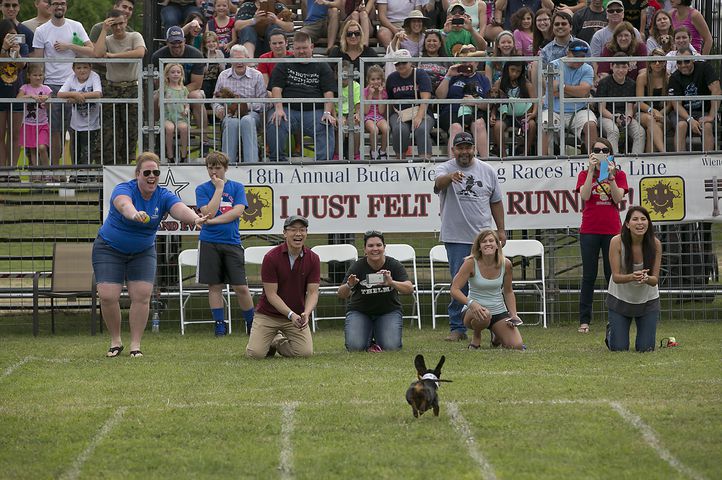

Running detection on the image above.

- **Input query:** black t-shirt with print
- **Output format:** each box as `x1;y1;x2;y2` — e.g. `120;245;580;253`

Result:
343;257;409;316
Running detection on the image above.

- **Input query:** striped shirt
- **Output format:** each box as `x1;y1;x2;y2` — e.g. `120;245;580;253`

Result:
212;65;267;114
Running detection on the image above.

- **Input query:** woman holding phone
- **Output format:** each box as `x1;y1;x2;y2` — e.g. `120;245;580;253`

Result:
450;229;524;350
338;230;413;352
606;206;662;352
574;137;628;334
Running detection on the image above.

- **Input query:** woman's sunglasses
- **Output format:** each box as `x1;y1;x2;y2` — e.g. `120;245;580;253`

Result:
592;147;610;154
142;169;161;177
346;30;361;37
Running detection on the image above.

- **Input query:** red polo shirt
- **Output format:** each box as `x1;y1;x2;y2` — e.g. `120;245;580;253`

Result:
257;50;293;78
256;242;321;317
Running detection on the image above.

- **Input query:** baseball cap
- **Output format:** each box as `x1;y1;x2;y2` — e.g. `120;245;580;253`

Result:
283;215;309;229
393;49;412;64
568;39;590;57
166;26;184;43
606;0;624;9
447;1;465;13
453;132;474;146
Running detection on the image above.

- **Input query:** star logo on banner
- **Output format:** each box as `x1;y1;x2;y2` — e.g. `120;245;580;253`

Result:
158;169;189;198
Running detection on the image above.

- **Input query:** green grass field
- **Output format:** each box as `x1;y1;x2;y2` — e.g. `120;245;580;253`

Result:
1;318;720;480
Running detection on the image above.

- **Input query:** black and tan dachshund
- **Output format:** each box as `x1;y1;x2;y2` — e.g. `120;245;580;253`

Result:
405;355;451;418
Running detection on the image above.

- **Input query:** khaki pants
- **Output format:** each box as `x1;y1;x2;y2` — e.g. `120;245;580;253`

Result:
246;312;313;359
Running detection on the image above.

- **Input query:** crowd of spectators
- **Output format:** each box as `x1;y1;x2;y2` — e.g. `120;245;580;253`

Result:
0;0;719;166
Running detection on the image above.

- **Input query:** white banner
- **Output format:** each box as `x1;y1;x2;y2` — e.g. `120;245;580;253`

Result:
104;155;722;234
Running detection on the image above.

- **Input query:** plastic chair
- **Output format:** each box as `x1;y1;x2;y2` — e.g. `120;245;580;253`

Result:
503;239;547;328
428;245;450;330
310;244;358;332
384;243;422;329
243;245;276;297
178;248;232;335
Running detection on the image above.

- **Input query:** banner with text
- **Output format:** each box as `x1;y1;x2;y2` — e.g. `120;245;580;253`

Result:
104;155;722;234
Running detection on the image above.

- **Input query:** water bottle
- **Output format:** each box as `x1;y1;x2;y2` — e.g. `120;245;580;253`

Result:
71;32;84;46
151;312;160;333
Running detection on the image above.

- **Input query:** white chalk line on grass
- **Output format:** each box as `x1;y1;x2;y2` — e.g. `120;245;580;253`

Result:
1;355;32;378
279;401;298;480
59;406;127;480
609;402;706;480
447;402;497;480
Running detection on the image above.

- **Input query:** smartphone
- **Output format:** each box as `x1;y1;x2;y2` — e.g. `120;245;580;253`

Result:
451;17;465;26
598;157;609;181
367;273;384;285
507;317;523;327
13;34;25;45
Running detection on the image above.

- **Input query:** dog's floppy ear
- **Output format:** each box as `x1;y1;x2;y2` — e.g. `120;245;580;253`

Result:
414;354;427;376
433;355;445;377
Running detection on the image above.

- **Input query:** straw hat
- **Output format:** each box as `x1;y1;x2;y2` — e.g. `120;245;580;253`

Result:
403;10;431;28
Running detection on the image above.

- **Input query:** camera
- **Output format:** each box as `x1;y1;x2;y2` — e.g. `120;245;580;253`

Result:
451;17;465;26
367;273;384;285
457;64;473;75
13;34;24;45
507;317;523;327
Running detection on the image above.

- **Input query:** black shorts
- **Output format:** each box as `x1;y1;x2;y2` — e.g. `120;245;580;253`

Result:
197;241;248;286
488;312;511;329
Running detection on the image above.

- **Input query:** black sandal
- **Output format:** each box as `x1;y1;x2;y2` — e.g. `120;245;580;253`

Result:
106;345;124;358
468;343;480;350
129;350;143;358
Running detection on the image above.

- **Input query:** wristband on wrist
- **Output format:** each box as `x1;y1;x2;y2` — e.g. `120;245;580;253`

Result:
686;116;693;123
287;311;294;320
647;106;653;113
466;298;475;306
323;111;331;115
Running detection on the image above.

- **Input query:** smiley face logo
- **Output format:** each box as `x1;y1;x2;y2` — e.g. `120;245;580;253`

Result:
640;177;685;221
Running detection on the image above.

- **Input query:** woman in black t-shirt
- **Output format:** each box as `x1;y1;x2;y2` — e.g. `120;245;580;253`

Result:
337;231;413;352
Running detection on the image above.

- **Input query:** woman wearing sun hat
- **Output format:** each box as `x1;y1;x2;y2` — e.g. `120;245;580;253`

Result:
390;10;430;57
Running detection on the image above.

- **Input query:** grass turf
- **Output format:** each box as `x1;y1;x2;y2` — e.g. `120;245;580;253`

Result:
0;319;720;479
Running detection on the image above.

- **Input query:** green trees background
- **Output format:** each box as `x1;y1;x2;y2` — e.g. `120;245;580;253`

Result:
20;0;144;33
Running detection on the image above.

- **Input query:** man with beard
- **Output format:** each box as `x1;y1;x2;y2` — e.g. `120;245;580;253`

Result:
433;132;506;342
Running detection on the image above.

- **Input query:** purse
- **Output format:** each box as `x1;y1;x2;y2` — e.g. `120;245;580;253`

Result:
396;68;418;123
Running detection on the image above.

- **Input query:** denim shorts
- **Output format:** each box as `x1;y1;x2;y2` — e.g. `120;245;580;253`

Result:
92;236;156;284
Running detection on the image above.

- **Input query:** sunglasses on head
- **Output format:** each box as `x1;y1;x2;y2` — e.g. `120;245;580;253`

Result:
569;46;589;53
142;169;161;177
346;30;361;37
592;147;610;154
364;230;385;242
607;8;623;13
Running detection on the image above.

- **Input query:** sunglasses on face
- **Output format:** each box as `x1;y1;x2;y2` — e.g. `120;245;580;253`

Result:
651;59;665;64
553;22;569;27
676;59;692;65
346;30;361;37
142;169;161;177
607;8;623;13
2;3;19;8
592;147;610;154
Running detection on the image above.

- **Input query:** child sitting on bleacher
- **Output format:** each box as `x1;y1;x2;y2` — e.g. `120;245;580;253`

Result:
202;31;226;98
363;65;389;160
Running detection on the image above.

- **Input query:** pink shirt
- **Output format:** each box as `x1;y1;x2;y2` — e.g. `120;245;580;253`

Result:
19;84;52;125
671;8;704;54
513;30;533;56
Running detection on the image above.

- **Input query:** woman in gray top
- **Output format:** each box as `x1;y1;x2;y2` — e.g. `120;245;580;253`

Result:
606;206;662;352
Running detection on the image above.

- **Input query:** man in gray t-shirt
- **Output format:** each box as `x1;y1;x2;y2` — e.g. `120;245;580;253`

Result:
434;132;505;342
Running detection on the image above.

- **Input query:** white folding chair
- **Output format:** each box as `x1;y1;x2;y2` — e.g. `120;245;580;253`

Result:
310;244;358;332
243;245;275;298
178;248;232;335
384;243;422;329
428;244;450;330
503;239;547;328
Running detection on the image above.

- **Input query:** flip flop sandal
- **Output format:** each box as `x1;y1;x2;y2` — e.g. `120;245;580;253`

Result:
129;350;143;358
578;325;590;333
106;345;124;358
468;343;481;350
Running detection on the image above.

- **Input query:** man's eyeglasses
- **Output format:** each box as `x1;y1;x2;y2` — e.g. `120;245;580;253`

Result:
285;227;307;233
346;30;361;37
553;22;569;27
607;8;623;14
142;169;161;177
592;147;611;154
676;59;693;65
50;2;66;6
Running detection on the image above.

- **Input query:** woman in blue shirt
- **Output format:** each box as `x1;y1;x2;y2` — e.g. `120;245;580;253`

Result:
93;152;207;358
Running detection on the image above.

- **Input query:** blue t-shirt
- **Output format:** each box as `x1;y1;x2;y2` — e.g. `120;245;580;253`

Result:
385;68;432;113
195;179;248;245
305;0;327;23
549;59;594;113
440;72;491;119
99;180;182;254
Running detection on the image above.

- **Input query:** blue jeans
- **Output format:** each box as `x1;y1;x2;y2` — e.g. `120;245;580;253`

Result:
579;233;613;325
160;3;201;29
266;107;335;161
222;112;261;163
607;308;658;352
445;242;472;334
344;309;402;351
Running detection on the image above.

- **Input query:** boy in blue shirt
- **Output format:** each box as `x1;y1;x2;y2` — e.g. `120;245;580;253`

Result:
196;151;255;336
